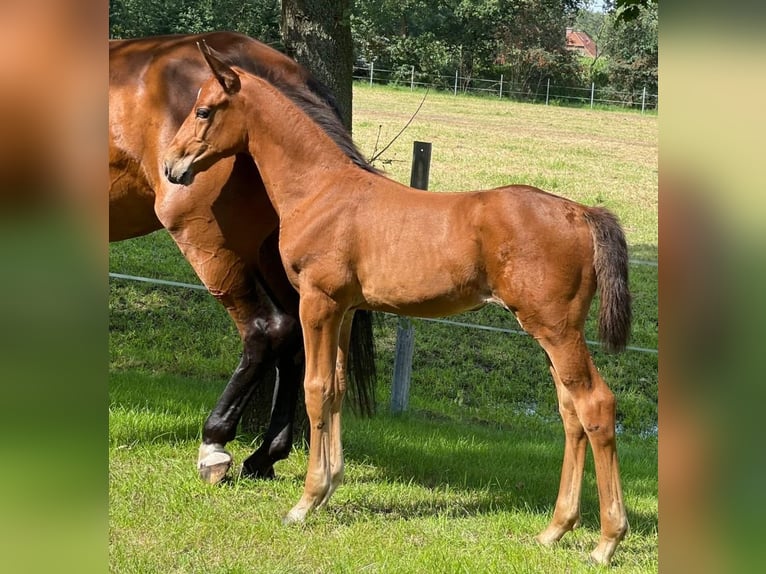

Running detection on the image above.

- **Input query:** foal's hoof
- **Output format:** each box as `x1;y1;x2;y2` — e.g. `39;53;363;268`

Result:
535;528;563;547
197;444;232;484
282;506;308;525
589;547;613;567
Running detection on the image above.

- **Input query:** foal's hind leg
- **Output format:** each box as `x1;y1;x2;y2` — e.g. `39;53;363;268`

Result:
535;356;587;545
317;311;353;508
538;333;628;565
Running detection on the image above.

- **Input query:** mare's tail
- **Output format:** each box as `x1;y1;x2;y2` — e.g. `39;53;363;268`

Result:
347;310;378;416
584;207;632;353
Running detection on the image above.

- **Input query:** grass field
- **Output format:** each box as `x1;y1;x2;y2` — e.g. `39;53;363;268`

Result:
109;83;657;572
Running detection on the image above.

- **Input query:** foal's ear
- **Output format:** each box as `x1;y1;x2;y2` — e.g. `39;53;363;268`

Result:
197;41;241;94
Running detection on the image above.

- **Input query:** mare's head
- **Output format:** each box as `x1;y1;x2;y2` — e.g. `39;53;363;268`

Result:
164;42;248;186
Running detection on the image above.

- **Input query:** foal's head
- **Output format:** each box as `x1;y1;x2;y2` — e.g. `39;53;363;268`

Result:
164;43;248;186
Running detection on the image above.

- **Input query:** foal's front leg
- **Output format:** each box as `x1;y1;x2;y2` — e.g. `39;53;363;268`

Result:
284;291;343;524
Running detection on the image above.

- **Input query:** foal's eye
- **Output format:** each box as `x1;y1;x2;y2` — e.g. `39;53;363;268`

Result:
195;108;210;119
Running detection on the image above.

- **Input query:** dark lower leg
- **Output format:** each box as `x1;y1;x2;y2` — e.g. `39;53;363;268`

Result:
242;351;303;478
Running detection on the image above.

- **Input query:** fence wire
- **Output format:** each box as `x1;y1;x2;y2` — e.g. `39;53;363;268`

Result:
353;64;658;113
109;267;658;356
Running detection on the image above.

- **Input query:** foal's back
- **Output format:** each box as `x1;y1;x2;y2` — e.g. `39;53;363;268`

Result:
321;177;597;318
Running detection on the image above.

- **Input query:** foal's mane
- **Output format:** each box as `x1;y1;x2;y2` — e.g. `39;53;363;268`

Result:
221;49;380;175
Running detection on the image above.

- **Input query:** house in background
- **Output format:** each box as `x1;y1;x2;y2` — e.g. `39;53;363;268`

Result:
565;28;598;58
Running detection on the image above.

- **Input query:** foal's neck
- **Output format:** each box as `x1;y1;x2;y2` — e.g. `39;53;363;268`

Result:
243;77;356;217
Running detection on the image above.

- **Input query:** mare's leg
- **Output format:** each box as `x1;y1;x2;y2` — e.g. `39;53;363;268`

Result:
535;356;587;544
241;228;304;478
284;290;343;524
198;283;300;483
155;170;302;483
537;332;628;565
317;311;354;508
241;350;303;478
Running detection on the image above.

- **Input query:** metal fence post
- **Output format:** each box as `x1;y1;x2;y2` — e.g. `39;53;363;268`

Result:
546;78;550;105
390;141;432;413
369;61;374;87
391;316;415;413
499;74;503;98
454;70;458;95
590;82;595;108
641;86;647;114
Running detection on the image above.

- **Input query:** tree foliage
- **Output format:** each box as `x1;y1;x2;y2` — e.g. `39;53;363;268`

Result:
109;0;281;46
604;1;657;99
351;0;587;94
108;0;657;105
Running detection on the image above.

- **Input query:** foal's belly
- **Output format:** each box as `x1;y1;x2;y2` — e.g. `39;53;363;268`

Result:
357;263;491;318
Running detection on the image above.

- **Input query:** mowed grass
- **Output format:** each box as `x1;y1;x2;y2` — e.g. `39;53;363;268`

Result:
352;84;657;260
109;84;657;572
110;372;657;573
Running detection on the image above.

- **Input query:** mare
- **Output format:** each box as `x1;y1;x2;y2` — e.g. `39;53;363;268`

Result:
109;32;377;484
163;45;633;565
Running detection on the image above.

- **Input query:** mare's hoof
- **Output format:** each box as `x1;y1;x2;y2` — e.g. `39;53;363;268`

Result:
241;457;276;480
197;450;232;484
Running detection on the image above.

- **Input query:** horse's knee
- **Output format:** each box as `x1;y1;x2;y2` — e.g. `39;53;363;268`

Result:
243;313;299;357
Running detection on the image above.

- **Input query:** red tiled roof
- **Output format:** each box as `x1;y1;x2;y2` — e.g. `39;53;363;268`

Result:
566;29;598;58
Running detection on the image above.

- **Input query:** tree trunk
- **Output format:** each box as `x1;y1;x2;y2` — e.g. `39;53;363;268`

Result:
242;1;353;443
281;0;354;130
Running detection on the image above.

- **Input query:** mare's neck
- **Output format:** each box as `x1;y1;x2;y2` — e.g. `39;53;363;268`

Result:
243;77;355;217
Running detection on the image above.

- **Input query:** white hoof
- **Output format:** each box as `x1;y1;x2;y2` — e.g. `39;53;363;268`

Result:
197;443;232;484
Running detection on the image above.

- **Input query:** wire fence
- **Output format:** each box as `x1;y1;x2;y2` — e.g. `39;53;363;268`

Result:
108;269;657;356
353;63;658;113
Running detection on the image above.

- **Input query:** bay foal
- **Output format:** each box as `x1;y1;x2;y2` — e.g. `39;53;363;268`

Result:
164;45;632;565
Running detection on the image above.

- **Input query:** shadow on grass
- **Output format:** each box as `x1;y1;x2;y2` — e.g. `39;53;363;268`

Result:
110;366;656;539
335;411;657;537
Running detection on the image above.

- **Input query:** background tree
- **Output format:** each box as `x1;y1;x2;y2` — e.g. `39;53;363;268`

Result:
351;0;586;96
109;0;281;44
604;1;657;102
281;0;355;130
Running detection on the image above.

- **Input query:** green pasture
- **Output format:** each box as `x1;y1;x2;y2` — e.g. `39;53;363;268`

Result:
109;84;658;572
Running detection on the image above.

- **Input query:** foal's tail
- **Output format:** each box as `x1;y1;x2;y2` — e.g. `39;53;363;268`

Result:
584;207;632;353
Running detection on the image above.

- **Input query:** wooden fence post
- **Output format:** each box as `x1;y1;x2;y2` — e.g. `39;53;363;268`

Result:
390;141;431;413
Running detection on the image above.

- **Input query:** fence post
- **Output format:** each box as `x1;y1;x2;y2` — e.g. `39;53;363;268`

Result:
641;86;647;114
590;82;595;109
391;141;432;414
391;316;415;413
454;70;458;95
546;78;550;105
369;61;374;87
411;65;415;91
499;74;503;98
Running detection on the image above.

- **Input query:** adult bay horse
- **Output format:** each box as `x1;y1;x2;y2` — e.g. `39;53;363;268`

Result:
164;45;633;565
109;32;377;484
